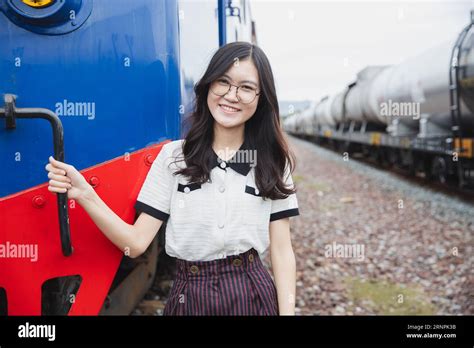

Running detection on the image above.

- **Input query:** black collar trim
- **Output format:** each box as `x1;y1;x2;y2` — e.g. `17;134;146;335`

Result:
210;141;254;176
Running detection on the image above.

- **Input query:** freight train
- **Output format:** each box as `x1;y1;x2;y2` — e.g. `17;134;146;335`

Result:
284;11;474;190
0;0;257;315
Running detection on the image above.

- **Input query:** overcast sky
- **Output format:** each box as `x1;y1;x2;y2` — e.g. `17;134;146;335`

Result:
250;0;472;102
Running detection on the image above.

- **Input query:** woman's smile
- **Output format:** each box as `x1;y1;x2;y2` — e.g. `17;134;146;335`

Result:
219;103;241;114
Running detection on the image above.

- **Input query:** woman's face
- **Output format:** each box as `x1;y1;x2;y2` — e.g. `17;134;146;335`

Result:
207;59;260;130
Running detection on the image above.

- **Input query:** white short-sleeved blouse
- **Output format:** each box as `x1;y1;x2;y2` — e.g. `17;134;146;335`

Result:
134;139;300;261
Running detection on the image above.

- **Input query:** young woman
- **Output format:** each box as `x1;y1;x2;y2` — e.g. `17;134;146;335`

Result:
45;41;300;315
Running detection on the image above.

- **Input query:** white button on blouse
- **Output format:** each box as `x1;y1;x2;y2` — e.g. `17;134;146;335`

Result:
134;139;300;261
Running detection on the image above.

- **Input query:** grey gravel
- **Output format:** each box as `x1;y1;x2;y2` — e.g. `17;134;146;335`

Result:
284;135;473;315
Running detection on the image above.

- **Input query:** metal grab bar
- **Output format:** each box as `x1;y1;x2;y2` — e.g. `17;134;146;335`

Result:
0;94;73;256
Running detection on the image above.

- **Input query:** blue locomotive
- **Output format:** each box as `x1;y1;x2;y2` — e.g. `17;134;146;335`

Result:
0;0;257;315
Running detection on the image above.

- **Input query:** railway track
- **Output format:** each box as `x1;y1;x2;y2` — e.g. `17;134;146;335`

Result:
132;135;473;315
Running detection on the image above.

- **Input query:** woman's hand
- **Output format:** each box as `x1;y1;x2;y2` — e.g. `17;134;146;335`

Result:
45;156;93;203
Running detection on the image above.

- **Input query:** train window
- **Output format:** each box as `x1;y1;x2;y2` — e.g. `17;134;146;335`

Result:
41;275;82;315
0;287;7;316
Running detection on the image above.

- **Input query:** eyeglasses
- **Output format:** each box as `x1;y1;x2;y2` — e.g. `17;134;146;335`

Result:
210;78;260;104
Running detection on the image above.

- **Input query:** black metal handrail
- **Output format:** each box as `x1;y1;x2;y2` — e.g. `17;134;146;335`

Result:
0;94;72;256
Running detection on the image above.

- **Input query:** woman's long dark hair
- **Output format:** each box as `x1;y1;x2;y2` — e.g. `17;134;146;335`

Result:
174;41;296;200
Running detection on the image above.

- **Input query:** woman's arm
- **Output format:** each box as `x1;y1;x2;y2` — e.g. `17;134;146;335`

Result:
78;188;163;258
269;217;296;315
46;156;163;258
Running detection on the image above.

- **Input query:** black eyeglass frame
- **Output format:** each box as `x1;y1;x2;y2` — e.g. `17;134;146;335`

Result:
209;80;261;104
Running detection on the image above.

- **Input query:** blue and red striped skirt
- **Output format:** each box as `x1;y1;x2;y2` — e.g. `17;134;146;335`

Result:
163;248;279;315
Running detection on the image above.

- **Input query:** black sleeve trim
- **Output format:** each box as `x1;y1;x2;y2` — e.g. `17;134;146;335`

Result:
270;208;300;222
134;201;170;222
245;185;263;197
177;182;202;192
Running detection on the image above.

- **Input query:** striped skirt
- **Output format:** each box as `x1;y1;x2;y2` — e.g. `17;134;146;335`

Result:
162;248;279;315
